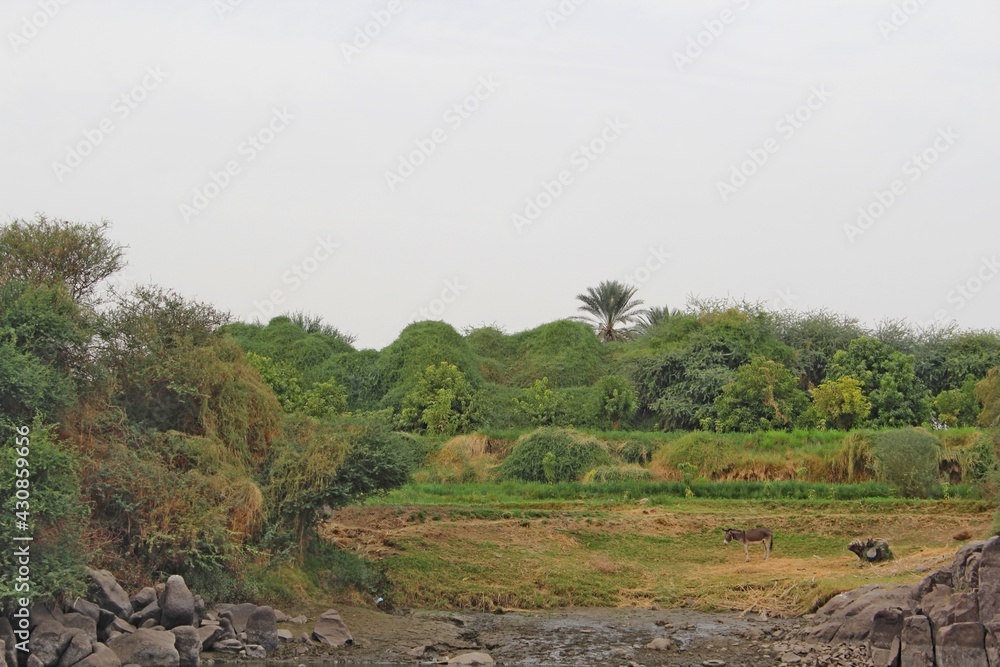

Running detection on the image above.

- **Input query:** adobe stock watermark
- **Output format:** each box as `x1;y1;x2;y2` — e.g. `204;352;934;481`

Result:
772;287;799;310
511;116;627;234
249;235;340;322
383;75;501;192
545;0;587;31
51;66;169;183
178;107;295;224
340;0;407;64
8;0;71;54
716;85;832;202
877;0;929;40
619;246;672;288
9;424;33;656
213;0;247;21
409;278;467;321
917;254;1000;328
672;0;752;72
843;126;958;244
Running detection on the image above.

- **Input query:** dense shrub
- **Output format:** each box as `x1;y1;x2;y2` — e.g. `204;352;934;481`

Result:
871;428;942;498
582;465;652;483
494;428;615;483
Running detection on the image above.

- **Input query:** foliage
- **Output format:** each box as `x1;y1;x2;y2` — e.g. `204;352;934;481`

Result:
247;352;347;419
976;367;1000;428
400;362;478;435
0;422;88;611
494;428;615;483
576;280;645;343
378;321;481;409
933;377;980;428
810;376;872;430
713;358;807;432
594;375;638;430
510;320;606;388
827;337;931;428
581;464;652;483
514;377;560;426
870;428;942;498
0;215;126;301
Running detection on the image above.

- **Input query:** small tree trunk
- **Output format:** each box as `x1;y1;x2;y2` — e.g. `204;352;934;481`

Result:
848;537;893;563
612;418;620;431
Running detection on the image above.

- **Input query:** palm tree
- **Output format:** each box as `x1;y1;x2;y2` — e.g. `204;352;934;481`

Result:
575;280;645;343
635;305;672;335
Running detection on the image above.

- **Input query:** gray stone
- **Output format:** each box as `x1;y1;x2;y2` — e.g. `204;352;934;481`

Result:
196;626;224;652
217;605;256;634
311;610;352;647
448;653;494;665
30;621;72;667
985;620;1000;667
100;619;136;644
216;618;236;642
272;610;290;623
28;655;45;667
191;598;204;626
128;603;160;629
869;608;903;667
643;637;674;650
31;606;63;630
981;536;1000;624
85;570;133;621
803;585;915;643
61;613;98;644
244;607;277;653
57;629;93;667
288;615;307;625
69;600;102;626
139;621;157;630
208;639;243;654
0;617;16;667
937;622;988;667
913;568;954;601
107;629;180;667
953;541;987;590
158;577;194;631
169;626;200;667
129;590;156;613
900;615;934;667
73;643;122;667
243;645;265;660
276;630;293;643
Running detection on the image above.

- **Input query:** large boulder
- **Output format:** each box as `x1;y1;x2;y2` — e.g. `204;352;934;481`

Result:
85;570;133;621
30;621;71;667
159;577;194;630
311;610;353;647
169;626;200;667
937;622;988;667
57;629;93;667
900;614;934;667
868;607;904;666
107;629;180;667
61;613;98;643
128;603;160;629
804;585;915;643
130;589;156;612
953;541;986;590
0;617;17;667
73;643;122;667
217;604;256;633
979;536;1000;624
244;607;278;653
196;625;225;652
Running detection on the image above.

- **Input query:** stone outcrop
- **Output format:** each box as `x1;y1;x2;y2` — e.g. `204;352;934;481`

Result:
803;536;1000;666
312;610;353;647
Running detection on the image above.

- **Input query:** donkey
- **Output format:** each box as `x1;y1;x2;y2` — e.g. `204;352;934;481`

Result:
724;528;773;562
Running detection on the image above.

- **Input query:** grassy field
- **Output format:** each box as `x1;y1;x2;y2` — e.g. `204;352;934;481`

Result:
319;483;994;617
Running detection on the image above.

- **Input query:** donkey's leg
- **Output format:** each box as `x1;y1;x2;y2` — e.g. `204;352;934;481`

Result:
764;538;771;560
743;543;750;562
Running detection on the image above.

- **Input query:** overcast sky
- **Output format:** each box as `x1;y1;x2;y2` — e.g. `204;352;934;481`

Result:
2;0;998;349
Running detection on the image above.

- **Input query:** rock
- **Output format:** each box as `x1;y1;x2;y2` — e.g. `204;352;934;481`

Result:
139;620;157;630
69;600;102;626
913;568;954;601
28;655;45;667
170;626;200;667
0;617;17;667
448;653;494;665
937;621;988;667
101;619;136;644
644;637;674;650
73;643;123;667
31;605;63;629
869;606;904;666
61;613;98;644
779;653;800;664
129;603;161;629
196;625;224;652
311;610;352;647
209;639;243;654
218;604;256;634
288;615;307;625
85;569;133;621
804;585;915;643
191;598;205;626
57;629;93;667
980;536;1000;624
30;621;72;667
277;629;293;642
216;618;236;642
129;589;156;612
272;610;290;623
297;633;311;645
407;645;428;657
953;541;986;590
900;614;934;667
244;645;266;660
159;577;195;630
986;620;1000;667
107;629;181;667
244;606;278;653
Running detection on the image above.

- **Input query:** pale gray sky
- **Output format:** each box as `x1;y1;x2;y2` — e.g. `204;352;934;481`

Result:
2;0;998;348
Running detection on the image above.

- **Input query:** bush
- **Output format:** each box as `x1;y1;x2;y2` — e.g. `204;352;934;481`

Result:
582;465;652;483
871;428;942;498
494;428;615;483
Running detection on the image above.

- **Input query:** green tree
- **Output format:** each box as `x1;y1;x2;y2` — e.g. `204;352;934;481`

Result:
246;352;347;419
827;337;930;427
399;362;477;434
515;377;561;426
933;377;980;428
713;357;807;432
595;375;638;430
576;280;645;342
976;367;1000;428
0;215;126;301
810;376;871;430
